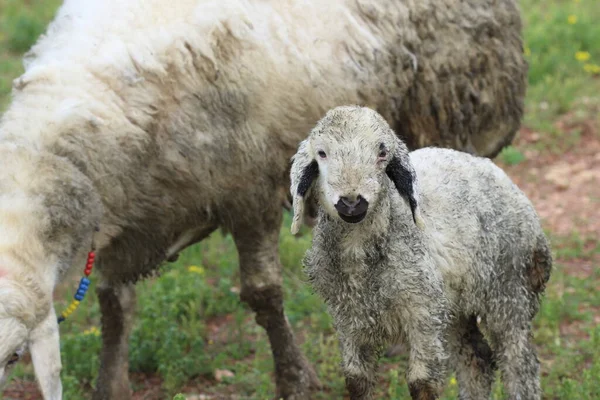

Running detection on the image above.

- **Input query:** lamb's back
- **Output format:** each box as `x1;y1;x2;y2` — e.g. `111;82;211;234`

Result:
408;147;543;286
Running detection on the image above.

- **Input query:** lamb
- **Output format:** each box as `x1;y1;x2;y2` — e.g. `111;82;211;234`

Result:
0;0;527;398
290;106;552;400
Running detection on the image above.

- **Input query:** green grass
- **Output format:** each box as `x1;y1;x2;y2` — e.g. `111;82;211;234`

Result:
1;0;599;399
498;145;526;165
521;0;600;135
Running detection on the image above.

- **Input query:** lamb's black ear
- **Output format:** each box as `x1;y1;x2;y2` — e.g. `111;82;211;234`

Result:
385;140;425;228
290;140;319;234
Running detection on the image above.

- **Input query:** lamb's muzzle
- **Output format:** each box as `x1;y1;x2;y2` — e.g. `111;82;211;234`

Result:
334;195;369;223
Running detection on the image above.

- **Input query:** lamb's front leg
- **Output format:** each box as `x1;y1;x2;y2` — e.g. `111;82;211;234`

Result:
339;337;379;400
403;302;449;400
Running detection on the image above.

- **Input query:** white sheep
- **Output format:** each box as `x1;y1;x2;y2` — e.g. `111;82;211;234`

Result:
290;106;552;400
0;0;527;398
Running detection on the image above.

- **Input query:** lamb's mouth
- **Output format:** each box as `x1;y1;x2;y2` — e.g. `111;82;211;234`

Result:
337;210;367;223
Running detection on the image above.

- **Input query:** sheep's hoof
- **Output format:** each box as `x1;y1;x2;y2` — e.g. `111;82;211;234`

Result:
276;356;321;399
306;357;322;391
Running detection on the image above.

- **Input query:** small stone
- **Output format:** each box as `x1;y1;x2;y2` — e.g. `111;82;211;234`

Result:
214;369;235;382
544;163;572;190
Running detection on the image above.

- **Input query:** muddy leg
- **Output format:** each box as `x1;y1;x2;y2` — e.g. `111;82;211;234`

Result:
92;283;136;400
339;338;379;400
490;325;541;400
232;209;320;399
449;316;496;400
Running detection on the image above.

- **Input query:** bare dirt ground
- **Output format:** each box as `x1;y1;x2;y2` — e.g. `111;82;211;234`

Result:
500;122;599;239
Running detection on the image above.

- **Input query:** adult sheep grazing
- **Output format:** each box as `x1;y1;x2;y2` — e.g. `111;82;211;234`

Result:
290;106;552;400
0;0;526;398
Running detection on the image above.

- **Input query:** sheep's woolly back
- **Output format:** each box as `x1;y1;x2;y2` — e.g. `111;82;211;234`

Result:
0;0;525;285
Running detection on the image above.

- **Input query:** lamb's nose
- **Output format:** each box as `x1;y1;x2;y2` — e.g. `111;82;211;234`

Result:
340;196;360;208
335;195;368;216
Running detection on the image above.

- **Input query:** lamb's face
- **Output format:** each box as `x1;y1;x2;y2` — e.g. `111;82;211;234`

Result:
290;106;423;234
310;127;396;224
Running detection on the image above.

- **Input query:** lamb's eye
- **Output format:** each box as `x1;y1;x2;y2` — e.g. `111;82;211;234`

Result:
378;149;387;159
317;150;327;159
7;353;19;366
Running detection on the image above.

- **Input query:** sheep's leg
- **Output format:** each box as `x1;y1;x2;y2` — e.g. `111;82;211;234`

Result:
490;325;541;400
232;210;320;399
339;339;378;400
404;313;447;400
449;315;496;400
92;283;136;400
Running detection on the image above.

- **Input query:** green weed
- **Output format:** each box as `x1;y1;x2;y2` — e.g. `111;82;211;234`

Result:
499;145;526;165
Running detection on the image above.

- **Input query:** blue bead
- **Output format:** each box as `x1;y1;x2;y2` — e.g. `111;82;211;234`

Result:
57;316;65;323
74;293;84;301
80;278;90;286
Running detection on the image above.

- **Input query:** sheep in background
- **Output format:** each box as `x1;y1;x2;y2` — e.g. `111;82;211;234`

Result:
0;0;527;398
291;106;552;400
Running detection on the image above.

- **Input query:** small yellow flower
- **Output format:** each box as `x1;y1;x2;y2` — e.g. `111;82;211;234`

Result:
575;51;591;62
524;46;531;57
583;63;600;74
208;339;214;345
187;265;205;275
567;15;578;24
449;376;457;386
83;326;101;336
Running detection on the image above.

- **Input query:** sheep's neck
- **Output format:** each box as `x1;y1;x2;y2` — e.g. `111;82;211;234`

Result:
0;144;101;287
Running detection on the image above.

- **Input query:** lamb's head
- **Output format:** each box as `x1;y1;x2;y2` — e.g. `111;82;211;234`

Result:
290;106;424;234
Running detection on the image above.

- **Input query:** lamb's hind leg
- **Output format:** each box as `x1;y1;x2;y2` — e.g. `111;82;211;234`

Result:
92;283;136;400
232;207;320;399
489;322;541;400
449;315;496;400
